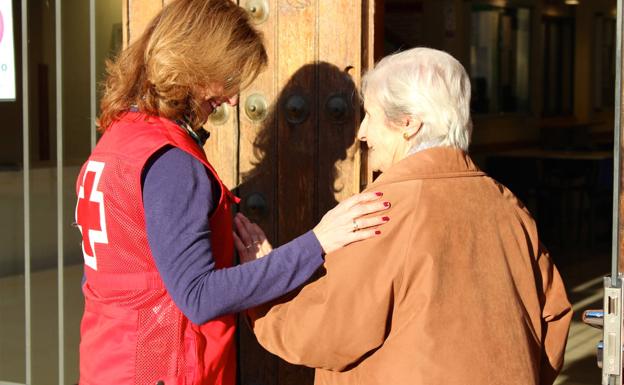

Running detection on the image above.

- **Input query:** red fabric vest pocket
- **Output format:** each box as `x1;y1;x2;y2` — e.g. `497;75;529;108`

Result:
79;304;138;384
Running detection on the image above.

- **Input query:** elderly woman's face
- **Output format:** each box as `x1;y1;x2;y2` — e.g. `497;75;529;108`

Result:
357;97;409;172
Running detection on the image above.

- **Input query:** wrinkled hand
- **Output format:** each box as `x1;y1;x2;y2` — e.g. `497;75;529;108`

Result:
313;191;390;255
233;213;273;264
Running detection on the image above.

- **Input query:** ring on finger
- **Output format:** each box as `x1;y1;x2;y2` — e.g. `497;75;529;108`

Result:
352;219;360;232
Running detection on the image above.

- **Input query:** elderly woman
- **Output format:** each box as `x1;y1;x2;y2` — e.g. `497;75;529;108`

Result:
238;47;572;385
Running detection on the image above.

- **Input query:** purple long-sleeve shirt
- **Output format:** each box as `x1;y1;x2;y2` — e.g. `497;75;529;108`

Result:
142;146;324;325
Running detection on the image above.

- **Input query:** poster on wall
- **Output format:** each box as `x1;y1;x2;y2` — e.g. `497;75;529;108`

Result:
0;0;16;101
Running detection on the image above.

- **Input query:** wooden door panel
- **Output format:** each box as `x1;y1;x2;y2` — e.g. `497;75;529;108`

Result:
123;1;366;384
318;0;362;216
274;2;319;381
127;0;163;44
238;2;363;384
203;109;239;190
238;0;279;249
237;0;280;384
203;0;240;190
275;0;318;240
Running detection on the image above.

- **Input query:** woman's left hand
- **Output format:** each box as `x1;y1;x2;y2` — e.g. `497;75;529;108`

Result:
233;213;273;264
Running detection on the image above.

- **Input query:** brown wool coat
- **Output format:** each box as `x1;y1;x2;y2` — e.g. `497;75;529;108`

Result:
249;147;572;385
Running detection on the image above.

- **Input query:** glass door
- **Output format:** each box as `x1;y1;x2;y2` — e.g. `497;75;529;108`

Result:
0;1;121;383
584;1;624;384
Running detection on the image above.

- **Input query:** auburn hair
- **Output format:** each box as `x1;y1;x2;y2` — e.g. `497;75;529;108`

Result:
98;0;268;130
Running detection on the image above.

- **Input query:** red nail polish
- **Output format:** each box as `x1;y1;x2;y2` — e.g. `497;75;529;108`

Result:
382;216;390;221
375;230;382;235
384;202;390;208
376;192;383;196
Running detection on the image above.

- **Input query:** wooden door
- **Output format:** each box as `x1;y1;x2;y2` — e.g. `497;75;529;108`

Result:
124;1;372;383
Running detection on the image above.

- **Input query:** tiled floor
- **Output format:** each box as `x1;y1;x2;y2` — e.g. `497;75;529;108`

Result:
0;254;614;384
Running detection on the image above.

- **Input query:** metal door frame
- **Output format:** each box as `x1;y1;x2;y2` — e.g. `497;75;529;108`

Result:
603;0;624;384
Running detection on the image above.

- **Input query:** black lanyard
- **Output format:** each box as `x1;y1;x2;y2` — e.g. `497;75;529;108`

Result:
129;106;209;147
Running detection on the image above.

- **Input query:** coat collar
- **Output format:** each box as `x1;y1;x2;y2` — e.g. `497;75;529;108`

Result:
370;146;486;187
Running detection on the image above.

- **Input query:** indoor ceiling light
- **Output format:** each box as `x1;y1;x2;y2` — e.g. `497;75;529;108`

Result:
564;0;579;5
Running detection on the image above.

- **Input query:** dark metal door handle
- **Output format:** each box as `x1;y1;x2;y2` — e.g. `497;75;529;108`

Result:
325;94;349;123
284;94;309;124
244;192;268;218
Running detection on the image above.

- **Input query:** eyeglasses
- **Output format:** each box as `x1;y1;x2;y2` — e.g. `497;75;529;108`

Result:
224;75;240;89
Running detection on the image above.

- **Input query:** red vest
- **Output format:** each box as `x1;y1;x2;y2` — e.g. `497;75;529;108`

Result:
75;112;238;385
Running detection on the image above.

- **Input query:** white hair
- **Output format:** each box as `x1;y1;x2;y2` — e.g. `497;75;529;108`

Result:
361;47;473;152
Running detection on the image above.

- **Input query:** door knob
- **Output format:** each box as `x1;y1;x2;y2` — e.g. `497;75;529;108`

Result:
325;94;349;122
245;93;269;122
244;0;269;24
244;192;268;219
284;94;309;124
208;104;230;125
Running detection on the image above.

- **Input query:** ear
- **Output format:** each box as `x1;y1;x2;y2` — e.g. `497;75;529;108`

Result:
402;117;423;140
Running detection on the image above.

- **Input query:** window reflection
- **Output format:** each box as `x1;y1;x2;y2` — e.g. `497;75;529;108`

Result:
542;16;575;116
594;14;616;111
470;6;531;115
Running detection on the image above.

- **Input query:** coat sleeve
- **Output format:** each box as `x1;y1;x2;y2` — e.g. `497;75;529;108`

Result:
247;212;407;371
536;245;573;385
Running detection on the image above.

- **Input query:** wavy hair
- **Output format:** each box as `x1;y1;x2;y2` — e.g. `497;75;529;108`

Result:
361;47;472;151
98;0;268;130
